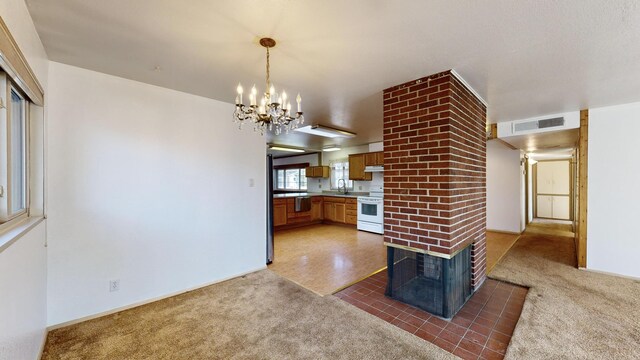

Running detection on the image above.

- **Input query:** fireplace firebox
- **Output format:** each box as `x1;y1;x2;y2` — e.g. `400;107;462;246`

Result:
385;245;472;319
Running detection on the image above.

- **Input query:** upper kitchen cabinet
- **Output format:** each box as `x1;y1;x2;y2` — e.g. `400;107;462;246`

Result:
364;151;384;166
305;166;330;178
348;154;372;181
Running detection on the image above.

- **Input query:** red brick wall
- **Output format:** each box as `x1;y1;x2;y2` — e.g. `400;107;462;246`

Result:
382;70;487;288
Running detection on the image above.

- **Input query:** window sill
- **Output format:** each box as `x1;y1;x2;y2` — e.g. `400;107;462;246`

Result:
0;216;45;254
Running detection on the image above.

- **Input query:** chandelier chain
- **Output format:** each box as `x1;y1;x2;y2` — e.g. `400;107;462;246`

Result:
266;46;271;92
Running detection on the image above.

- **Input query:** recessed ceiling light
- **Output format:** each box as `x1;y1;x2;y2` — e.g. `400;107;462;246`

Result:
295;125;356;138
322;146;341;152
269;145;305;153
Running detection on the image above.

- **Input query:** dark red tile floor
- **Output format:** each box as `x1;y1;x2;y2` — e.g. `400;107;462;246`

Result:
334;270;528;360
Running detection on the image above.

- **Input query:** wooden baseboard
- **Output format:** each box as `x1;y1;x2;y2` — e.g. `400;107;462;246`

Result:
46;266;267;331
486;229;523;235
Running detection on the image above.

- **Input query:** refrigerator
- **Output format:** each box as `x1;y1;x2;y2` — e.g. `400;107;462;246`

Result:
266;154;274;264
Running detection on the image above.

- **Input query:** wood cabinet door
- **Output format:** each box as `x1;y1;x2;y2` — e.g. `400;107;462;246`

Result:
349;154;372;181
305;166;314;178
320;166;330;178
323;202;334;221
364;153;377;166
375;151;384;165
273;204;287;226
311;200;323;221
334;203;346;223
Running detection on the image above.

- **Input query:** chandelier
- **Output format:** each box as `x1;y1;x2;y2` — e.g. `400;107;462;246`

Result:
234;37;304;135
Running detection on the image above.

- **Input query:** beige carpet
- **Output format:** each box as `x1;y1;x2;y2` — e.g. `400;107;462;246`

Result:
43;271;455;359
489;230;640;359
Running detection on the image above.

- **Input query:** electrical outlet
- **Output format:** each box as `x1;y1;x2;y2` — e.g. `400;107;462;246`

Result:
249;178;255;187
109;280;120;292
318;184;322;189
358;186;362;190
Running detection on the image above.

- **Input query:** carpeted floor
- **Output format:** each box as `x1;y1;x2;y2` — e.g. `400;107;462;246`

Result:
43;226;640;359
490;229;640;359
42;271;455;360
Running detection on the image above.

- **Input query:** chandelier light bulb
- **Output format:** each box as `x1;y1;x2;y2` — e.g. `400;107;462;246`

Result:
251;85;257;96
270;85;275;97
281;91;287;103
296;93;302;112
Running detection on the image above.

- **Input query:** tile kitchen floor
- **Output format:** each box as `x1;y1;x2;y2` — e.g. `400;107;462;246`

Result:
335;271;527;360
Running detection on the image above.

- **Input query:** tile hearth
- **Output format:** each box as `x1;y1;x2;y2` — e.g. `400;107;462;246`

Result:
335;271;527;360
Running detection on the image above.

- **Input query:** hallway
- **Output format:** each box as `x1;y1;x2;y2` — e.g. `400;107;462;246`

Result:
488;222;640;358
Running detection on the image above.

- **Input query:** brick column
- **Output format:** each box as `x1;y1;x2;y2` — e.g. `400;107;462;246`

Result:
383;70;487;288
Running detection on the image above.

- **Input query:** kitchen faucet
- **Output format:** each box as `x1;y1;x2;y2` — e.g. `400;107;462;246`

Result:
338;179;347;194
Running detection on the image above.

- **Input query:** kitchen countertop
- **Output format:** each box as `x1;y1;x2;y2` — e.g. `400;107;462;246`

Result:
273;192;366;199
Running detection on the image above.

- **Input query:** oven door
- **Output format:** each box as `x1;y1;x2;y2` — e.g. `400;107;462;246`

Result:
357;197;383;224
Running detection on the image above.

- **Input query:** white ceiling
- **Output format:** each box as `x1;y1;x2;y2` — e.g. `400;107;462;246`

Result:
26;0;640;149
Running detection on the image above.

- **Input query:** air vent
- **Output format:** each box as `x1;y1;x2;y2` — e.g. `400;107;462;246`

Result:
538;117;564;128
513;117;565;133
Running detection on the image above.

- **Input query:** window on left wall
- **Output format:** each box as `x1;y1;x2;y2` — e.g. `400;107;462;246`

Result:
0;71;29;224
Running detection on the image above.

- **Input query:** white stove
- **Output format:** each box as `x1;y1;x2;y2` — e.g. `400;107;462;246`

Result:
357;186;384;234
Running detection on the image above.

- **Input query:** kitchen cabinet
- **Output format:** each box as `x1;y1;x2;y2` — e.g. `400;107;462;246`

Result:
345;198;357;225
323;196;347;223
273;199;287;226
286;198;312;224
311;197;323;221
274;195;356;229
364;151;384;166
305;166;330;178
348;154;372;181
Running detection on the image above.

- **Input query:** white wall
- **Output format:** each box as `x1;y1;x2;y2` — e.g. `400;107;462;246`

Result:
486;140;524;233
0;1;49;358
0;222;47;360
587;102;640;278
46;62;266;326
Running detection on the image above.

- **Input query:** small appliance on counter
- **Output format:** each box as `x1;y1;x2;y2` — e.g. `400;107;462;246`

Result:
357;185;384;234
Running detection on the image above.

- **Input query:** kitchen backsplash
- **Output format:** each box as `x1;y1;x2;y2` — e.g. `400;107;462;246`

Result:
307;171;383;193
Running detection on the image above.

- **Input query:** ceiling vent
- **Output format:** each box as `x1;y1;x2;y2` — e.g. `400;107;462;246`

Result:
513;117;565;134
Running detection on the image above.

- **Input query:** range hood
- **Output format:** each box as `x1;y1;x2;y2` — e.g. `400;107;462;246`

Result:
364;166;384;172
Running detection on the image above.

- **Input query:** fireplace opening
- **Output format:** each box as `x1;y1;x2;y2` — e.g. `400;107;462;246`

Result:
385;245;472;319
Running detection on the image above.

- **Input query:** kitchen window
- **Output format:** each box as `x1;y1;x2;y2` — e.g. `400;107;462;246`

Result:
330;161;353;190
275;168;307;190
0;71;30;223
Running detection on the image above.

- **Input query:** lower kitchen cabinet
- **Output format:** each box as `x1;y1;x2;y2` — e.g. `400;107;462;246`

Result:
273;199;287;226
345;198;357;225
274;195;357;229
311;197;323;221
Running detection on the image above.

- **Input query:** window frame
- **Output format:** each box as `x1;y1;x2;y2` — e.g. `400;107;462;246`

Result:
0;71;30;225
330;160;353;190
274;163;308;191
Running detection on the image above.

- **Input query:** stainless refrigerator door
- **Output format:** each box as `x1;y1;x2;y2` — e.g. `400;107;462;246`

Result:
266;155;274;264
